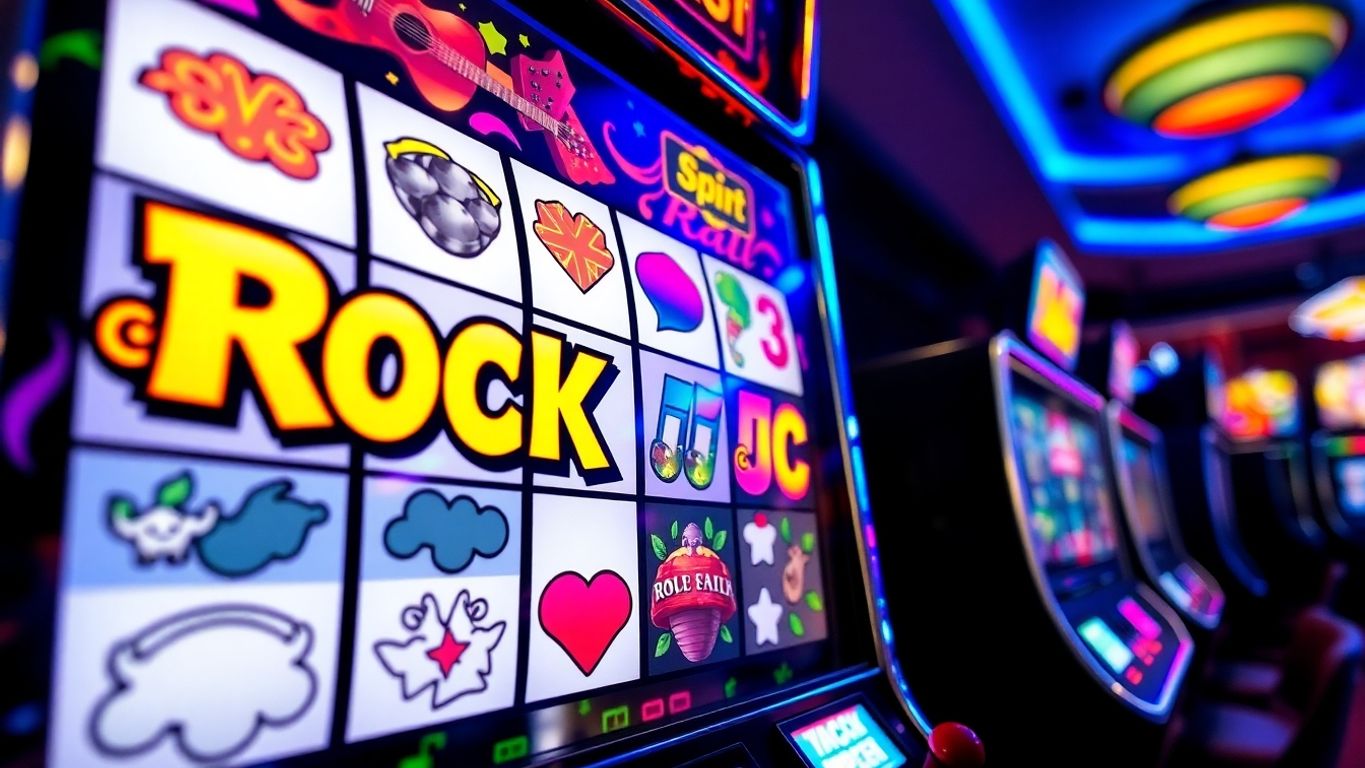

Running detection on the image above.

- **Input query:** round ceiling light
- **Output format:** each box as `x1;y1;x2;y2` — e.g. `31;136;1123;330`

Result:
1106;3;1349;139
1168;153;1340;230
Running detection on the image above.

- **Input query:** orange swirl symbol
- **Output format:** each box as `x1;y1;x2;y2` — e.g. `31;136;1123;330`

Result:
139;48;331;180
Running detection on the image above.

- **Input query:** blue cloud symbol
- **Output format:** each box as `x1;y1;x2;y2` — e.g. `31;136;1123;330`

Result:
384;491;509;573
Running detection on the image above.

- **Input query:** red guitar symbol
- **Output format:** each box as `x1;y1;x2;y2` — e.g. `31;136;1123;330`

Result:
274;0;614;185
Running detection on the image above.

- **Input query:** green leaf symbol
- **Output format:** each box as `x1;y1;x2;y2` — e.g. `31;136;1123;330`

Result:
712;530;728;552
779;516;792;544
670;520;679;540
651;534;668;562
789;612;806;637
805;592;824;612
109;496;135;520
655;632;672;657
704;517;714;541
156;473;192;508
719;625;733;644
801;531;815;554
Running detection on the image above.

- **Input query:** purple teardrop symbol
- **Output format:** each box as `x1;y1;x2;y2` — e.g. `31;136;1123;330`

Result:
636;252;704;333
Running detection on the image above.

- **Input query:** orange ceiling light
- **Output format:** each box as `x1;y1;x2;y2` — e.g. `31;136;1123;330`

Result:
1169;153;1339;230
1106;3;1349;138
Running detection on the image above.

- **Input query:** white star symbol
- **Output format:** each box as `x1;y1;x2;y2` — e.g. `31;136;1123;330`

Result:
743;521;777;565
747;588;783;646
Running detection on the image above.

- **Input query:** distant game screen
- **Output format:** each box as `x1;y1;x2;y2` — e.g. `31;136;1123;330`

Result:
1119;436;1172;547
1026;240;1084;373
1335;458;1365;517
1316;355;1365;431
1223;369;1300;441
0;0;856;765
1008;371;1120;570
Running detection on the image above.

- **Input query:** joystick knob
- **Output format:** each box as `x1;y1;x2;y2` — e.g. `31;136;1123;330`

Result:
925;722;985;768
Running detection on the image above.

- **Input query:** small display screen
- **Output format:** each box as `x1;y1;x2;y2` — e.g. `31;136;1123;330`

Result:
1009;370;1120;569
1335;458;1365;516
1026;240;1085;372
1078;617;1134;674
786;701;907;768
1316;355;1365;431
1119;435;1172;547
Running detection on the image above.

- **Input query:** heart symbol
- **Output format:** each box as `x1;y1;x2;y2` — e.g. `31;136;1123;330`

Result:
538;570;633;676
532;200;616;293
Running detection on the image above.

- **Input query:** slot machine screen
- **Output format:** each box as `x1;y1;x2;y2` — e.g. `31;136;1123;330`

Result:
1316;355;1365;431
1007;366;1120;574
1223;369;1300;441
1025;240;1084;373
0;1;873;765
1118;435;1172;549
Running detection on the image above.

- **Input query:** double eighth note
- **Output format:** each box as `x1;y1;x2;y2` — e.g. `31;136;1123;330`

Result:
650;374;723;491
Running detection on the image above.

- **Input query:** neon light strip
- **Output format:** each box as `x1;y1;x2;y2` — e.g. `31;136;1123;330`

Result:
613;0;820;141
809;157;933;736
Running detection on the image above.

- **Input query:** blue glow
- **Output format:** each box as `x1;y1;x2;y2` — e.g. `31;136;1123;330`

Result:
846;415;860;441
941;0;1205;186
616;0;818;141
1150;343;1179;376
1133;362;1158;394
775;263;807;294
3;702;41;736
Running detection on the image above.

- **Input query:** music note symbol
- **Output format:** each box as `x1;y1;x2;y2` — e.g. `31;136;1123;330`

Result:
684;384;722;490
650;375;693;483
650;375;723;490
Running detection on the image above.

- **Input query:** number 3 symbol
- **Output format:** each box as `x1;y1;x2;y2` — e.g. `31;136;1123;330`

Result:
757;296;789;368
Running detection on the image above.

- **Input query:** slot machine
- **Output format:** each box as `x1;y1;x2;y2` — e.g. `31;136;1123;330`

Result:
1083;322;1225;634
0;0;981;766
855;242;1194;766
1141;349;1273;614
1220;368;1333;604
1311;355;1365;550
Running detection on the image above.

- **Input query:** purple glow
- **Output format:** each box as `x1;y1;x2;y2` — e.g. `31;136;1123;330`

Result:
2;323;72;473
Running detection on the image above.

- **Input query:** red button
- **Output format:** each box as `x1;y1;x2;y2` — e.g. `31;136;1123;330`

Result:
928;722;985;768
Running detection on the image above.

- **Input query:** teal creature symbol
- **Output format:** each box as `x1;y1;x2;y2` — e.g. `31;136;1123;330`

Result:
195;480;329;577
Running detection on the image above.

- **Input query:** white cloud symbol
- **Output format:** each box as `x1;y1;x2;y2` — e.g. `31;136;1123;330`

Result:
90;605;316;763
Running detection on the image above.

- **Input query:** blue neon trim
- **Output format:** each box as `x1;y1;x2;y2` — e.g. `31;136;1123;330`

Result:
940;0;1209;186
807;157;933;737
614;0;819;142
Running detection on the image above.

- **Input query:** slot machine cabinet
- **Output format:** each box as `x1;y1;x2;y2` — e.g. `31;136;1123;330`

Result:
0;0;983;766
1106;402;1225;634
1138;351;1272;616
1310;356;1365;553
855;334;1194;766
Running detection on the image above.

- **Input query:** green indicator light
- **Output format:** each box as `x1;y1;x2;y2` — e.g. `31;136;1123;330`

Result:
397;732;445;768
577;699;592;716
492;735;529;765
602;704;631;733
724;677;738;699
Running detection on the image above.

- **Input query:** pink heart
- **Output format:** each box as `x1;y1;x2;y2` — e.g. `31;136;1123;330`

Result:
538;570;633;676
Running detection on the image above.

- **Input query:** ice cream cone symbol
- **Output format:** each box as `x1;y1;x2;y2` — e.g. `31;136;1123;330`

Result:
651;522;736;663
714;273;751;368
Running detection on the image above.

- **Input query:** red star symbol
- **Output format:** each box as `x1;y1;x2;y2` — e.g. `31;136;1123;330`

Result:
426;629;469;678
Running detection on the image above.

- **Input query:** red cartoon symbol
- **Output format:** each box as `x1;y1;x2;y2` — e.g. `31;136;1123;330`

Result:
532;200;616;293
538;570;632;676
139;48;331;180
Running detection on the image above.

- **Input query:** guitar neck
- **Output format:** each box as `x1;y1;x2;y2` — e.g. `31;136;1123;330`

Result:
434;45;560;135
